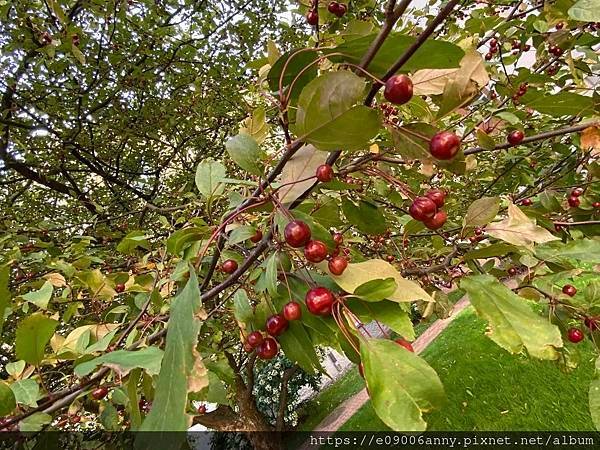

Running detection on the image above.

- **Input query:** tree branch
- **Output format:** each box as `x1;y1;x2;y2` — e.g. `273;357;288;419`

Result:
276;364;299;431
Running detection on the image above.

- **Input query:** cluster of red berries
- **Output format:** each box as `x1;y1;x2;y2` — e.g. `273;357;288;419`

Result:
379;103;399;125
469;226;485;244
567;187;584;208
546;64;560;76
383;74;413;106
548;44;564;57
484;37;500;60
327;1;347;17
429;131;461;160
511;82;528;104
409;189;448;230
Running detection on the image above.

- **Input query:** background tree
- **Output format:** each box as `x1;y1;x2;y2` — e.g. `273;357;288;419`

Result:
1;0;599;449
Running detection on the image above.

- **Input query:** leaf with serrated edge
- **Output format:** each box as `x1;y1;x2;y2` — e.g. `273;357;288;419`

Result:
486;204;559;250
360;338;445;431
278;144;327;205
461;274;563;359
319;259;433;303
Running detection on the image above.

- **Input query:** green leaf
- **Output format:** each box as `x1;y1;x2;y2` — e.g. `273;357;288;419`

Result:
195;159;226;198
267;49;319;102
360;338;445;431
463;243;518;260
569;0;600;21
278;144;327;205
10;379;41;407
322;259;434;303
348;299;415;340
486;204;559;250
524;91;595;117
117;231;150;255
0;381;16;415
15;313;58;365
463;197;500;229
342;199;387;235
291;71;380;151
21;281;53;310
0;264;10;333
496;111;520;125
166;227;207;255
71;43;86;64
277;321;324;374
590;356;600;430
390;123;436;160
330;33;464;78
137;270;205;444
233;290;253;324
74;347;164;378
353;278;398;302
264;253;279;297
240;106;270;144
476;129;496;150
535;239;600;264
227;225;257;246
460;275;563;359
225;133;264;176
19;412;52;432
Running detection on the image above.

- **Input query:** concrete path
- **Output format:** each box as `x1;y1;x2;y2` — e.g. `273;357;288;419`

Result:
302;296;472;440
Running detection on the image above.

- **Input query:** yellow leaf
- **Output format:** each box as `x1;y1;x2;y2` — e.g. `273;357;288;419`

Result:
581;126;600;156
412;68;458;95
44;273;66;287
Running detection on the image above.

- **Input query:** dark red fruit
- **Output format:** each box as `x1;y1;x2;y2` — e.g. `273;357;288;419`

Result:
409;196;437;221
507;130;524;145
305;287;335;316
520;198;532;206
257;337;279;359
283;301;302;321
507;267;517;276
197;404;207;414
383;74;413;105
593;201;600;209
429;131;461;160
556;21;564;30
474;227;483;236
423;210;447;230
571;187;584;197
315;164;334;182
266;314;288;336
250;229;263;243
332;232;344;246
69;415;81;424
485;52;492;61
567;328;584;343
72;34;80;46
306;10;318;25
568;196;580;208
584;317;599;331
395;338;414;352
562;284;577;296
385;255;395;262
115;283;125;293
328;256;348;275
91;387;109;400
222;259;238;274
246;331;264;348
284;220;311;248
304;240;328;263
334;3;347;17
327;1;339;13
244;342;254;353
425;189;446;208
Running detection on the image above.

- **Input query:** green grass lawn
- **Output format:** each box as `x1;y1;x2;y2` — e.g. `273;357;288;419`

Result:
338;308;596;432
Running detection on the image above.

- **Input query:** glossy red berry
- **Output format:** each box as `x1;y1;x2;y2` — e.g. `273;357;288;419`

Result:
425;189;446;208
316;164;334;182
571;187;584;197
327;1;339;13
250;229;263;243
246;331;264;348
115;283;126;293
423;210;447;230
568;195;580;208
221;259;238;274
266;314;288;336
197;404;207;414
283;301;302;321
332;232;344;246
584;317;599;331
562;284;577;296
284;220;311;248
395;338;414;352
328;256;348;275
429;131;461;160
567;328;584;343
593;201;600;209
507;267;517;276
485;52;492;61
304;240;328;263
335;3;347;17
474;227;483;236
305;287;335;316
306;10;318;25
507;130;525;145
556;21;564;30
91;387;109;400
520;198;532;206
383;74;413;105
385;255;395;262
409;196;437;221
257;337;279;359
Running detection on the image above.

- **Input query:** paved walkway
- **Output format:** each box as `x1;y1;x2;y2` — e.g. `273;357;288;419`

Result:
300;296;472;443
